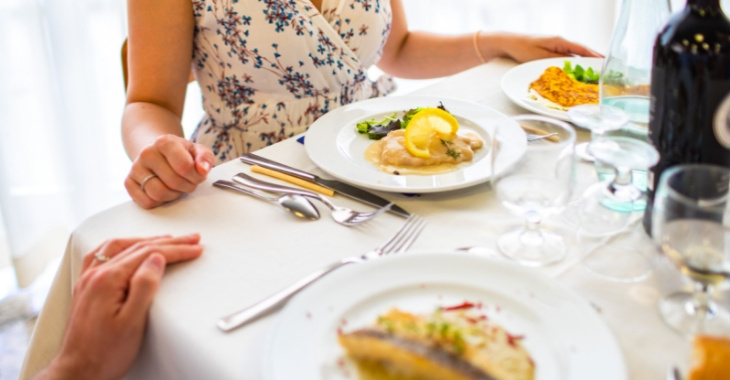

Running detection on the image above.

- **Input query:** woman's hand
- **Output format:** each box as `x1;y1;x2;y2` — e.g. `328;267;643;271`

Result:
124;135;215;209
36;234;204;380
497;33;602;63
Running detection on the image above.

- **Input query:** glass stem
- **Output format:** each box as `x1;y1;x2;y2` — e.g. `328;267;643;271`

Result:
520;211;544;246
691;281;718;320
608;167;640;202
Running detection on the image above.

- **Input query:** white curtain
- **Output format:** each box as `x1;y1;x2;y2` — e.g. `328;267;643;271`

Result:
0;0;131;287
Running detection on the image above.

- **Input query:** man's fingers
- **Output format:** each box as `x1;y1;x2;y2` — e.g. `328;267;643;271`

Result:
83;237;162;271
108;234;203;281
120;253;165;323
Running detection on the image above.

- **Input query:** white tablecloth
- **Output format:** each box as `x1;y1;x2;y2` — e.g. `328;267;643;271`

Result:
20;58;704;379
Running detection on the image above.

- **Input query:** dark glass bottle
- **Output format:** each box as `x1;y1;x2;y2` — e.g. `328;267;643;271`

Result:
643;0;730;235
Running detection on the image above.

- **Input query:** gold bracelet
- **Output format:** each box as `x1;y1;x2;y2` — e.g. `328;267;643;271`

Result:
473;30;487;64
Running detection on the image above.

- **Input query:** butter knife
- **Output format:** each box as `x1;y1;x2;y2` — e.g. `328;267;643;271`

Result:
239;153;409;217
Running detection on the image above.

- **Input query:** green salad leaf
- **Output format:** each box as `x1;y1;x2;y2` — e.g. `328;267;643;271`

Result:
355;102;451;140
562;60;600;84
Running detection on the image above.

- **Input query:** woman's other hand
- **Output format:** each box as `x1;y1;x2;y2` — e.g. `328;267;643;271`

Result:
496;33;603;62
124;135;214;209
35;234;204;380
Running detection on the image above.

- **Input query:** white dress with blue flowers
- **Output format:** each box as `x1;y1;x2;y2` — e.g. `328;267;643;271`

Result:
190;0;395;163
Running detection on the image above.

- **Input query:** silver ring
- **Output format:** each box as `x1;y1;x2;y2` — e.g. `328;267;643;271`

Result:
95;253;110;262
140;174;158;192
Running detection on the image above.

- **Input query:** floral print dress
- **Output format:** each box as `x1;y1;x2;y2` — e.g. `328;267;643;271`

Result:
191;0;395;164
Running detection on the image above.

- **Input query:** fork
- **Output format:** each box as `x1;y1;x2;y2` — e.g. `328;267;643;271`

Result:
526;132;559;142
216;214;426;332
232;172;391;226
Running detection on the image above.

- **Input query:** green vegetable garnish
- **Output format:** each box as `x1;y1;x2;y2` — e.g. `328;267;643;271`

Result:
355;102;452;140
563;60;600;84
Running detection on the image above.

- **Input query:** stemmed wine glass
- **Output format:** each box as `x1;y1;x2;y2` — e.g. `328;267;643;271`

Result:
653;164;730;336
578;135;660;235
492;115;576;267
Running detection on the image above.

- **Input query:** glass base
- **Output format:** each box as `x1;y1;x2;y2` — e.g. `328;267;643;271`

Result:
582;245;652;283
659;291;730;337
577;183;633;236
575;142;595;162
498;227;566;267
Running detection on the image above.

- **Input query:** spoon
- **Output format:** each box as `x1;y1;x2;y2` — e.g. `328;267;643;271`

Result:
213;180;320;221
232;173;390;226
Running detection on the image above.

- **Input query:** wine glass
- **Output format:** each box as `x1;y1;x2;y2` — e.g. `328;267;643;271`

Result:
653;164;730;336
572;136;659;282
492;115;576;267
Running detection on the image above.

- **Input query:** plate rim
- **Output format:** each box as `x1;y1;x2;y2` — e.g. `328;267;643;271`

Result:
500;57;605;122
263;250;628;380
303;95;526;193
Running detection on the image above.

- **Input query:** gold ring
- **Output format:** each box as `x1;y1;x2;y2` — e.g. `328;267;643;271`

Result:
95;253;110;262
140;174;158;192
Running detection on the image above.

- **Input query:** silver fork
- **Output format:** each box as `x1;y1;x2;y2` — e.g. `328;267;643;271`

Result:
217;214;426;332
232;172;391;226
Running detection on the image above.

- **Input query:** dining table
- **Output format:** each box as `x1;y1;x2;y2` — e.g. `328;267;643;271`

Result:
19;57;720;380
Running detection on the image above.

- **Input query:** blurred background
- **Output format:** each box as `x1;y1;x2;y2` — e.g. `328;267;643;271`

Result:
0;0;705;378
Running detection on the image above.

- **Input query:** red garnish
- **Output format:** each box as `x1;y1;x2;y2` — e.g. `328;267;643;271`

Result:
306;311;312;319
441;301;476;311
465;314;488;324
506;333;525;347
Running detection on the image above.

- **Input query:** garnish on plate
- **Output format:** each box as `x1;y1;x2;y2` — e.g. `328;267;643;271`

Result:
356;102;450;140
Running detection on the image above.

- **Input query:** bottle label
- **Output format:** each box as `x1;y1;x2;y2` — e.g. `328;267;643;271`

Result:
713;92;730;149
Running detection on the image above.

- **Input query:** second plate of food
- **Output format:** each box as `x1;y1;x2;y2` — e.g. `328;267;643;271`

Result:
263;251;627;380
501;57;604;122
304;96;526;193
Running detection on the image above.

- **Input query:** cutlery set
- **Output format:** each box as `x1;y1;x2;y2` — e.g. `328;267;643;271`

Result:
212;155;422;332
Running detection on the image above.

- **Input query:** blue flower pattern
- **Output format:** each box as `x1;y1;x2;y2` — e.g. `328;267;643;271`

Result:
191;0;394;164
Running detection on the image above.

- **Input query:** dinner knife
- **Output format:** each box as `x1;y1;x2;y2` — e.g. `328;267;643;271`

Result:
239;153;410;218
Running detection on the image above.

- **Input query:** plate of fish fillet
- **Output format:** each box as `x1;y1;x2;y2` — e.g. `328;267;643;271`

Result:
263;251;626;380
500;57;604;122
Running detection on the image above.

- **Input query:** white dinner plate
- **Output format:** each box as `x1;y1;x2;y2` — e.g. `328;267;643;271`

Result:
304;96;526;193
501;57;605;122
264;251;627;380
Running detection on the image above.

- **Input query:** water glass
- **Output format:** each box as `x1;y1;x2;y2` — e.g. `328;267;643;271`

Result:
492;115;576;267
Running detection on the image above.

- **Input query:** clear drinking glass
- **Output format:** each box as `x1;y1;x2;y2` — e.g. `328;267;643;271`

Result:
653;164;730;336
493;115;576;267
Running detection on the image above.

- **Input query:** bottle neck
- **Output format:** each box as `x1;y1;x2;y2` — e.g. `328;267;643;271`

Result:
686;0;721;7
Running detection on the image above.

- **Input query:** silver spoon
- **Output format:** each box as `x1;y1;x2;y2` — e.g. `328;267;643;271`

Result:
232;173;390;226
213;180;320;221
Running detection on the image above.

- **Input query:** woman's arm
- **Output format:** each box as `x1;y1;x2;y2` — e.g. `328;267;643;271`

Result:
122;0;214;209
378;0;601;79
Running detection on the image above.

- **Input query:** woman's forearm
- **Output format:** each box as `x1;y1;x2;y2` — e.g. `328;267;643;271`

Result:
122;102;187;160
376;31;491;79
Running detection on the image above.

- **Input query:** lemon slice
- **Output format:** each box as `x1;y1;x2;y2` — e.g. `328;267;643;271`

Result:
404;107;459;158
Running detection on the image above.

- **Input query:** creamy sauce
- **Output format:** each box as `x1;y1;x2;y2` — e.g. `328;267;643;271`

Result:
365;129;484;175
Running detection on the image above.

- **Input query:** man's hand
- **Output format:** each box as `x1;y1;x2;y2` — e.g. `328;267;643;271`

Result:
36;234;204;380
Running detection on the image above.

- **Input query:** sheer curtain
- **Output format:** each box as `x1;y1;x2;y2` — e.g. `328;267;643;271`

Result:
0;0;130;288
